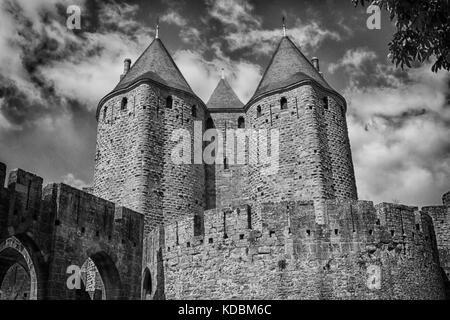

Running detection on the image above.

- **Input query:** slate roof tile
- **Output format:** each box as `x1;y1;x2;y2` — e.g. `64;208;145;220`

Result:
207;79;244;110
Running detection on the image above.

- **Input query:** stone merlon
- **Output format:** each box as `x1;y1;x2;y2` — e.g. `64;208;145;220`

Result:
443;191;450;206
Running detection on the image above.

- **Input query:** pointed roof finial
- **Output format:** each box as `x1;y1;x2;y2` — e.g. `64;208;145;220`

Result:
282;16;286;37
155;18;160;39
221;68;225;80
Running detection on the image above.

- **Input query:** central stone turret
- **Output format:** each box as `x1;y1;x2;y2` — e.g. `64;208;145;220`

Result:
205;72;247;209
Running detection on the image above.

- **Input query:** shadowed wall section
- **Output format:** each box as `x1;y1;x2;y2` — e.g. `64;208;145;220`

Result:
0;164;144;300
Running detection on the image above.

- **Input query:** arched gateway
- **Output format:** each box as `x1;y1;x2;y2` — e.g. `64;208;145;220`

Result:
0;236;38;300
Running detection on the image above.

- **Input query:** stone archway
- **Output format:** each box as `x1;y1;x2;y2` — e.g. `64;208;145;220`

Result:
79;257;106;300
142;267;152;300
0;236;38;300
88;251;121;300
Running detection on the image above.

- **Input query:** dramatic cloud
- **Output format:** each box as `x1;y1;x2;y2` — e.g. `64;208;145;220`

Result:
171;0;265;103
179;27;202;46
161;11;188;27
206;0;261;30
174;49;261;103
62;173;88;190
0;0;448;207
205;0;340;57
335;48;450;206
328;48;377;74
0;0;152;185
225;20;341;56
328;48;411;90
0;0;152;129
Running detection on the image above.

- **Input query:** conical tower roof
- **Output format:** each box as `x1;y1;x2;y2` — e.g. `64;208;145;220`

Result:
207;78;244;111
115;38;194;94
97;37;200;119
247;36;342;106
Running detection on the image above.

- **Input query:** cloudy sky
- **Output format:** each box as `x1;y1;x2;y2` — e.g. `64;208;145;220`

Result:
0;0;449;207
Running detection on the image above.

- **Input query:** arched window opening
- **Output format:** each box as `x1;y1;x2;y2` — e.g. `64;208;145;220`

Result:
238;116;245;129
0;262;30;300
166;96;173;109
224;157;229;170
80;257;105;300
206;117;214;129
75;280;91;300
191;105;197;118
256;105;262;118
0;236;40;300
323;97;328;110
194;215;203;236
280;97;288;110
83;252;121;300
121;97;128;110
103;107;108;121
142;268;152;300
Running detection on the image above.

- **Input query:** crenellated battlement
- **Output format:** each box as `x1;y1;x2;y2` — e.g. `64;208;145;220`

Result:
0;164;144;250
163;200;436;254
46;183;144;248
0;162;144;299
443;191;450;206
165;205;253;250
161;199;444;299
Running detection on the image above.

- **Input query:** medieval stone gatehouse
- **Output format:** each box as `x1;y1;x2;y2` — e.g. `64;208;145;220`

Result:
1;27;449;300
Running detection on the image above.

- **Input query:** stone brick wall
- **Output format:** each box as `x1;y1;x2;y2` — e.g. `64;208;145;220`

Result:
91;79;360;299
0;263;30;300
245;84;357;224
161;200;444;300
143;226;166;300
0;164;9;237
205;112;248;209
443;191;450;206
325;96;358;200
93;82;207;235
0;163;144;300
2;169;50;249
422;205;450;294
6;169;43;230
45;183;144;299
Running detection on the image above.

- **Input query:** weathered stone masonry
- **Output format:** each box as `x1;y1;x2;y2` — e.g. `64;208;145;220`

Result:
90;34;450;300
93;83;207;233
0;164;144;299
205;111;248;210
444;192;450;206
245;85;357;224
160;200;446;300
422;201;450;296
2;31;449;300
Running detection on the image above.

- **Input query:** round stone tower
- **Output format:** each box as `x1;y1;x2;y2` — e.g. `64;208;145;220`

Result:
93;36;207;234
245;35;357;222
